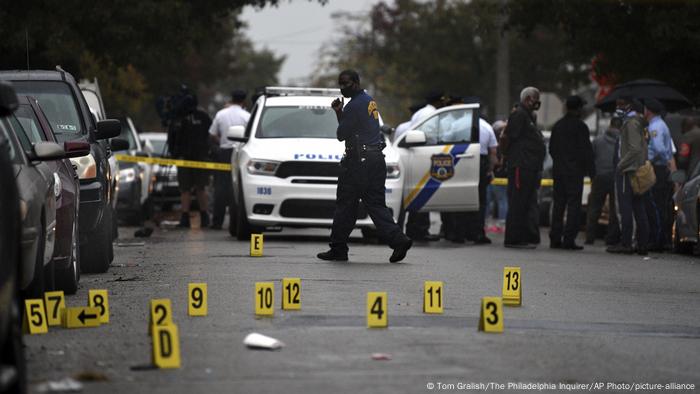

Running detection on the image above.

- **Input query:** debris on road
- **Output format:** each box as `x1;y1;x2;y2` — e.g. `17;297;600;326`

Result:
110;276;144;282
73;371;109;382
371;353;392;361
243;333;285;350
35;377;83;393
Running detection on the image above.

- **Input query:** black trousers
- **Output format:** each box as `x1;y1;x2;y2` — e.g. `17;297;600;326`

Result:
645;165;671;247
212;148;234;227
616;171;649;249
466;155;490;240
585;173;620;244
505;166;540;245
549;175;584;245
330;152;407;251
406;212;431;239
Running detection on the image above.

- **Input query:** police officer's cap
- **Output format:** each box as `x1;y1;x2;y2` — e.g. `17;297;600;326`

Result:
231;90;247;101
425;91;445;103
644;98;665;114
565;95;586;110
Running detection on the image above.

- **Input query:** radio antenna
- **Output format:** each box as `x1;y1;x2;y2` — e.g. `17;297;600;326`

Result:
25;29;30;75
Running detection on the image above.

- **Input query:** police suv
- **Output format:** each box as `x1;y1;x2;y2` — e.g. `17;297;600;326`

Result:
227;87;481;240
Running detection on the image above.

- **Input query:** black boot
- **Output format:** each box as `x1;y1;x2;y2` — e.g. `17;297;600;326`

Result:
177;212;190;228
317;249;348;261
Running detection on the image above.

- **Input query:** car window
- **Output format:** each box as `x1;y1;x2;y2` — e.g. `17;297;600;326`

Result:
256;106;337;138
12;81;84;136
0;119;19;163
415;108;474;145
147;138;167;156
118;121;137;151
15;105;47;143
7;114;33;152
244;104;259;138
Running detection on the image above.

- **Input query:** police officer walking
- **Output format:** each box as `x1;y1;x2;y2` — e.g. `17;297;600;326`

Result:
317;69;413;263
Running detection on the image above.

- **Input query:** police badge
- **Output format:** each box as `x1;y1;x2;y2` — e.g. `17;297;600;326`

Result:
430;153;455;181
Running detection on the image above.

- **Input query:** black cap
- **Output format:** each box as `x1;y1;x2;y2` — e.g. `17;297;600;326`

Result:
566;95;586;110
644;98;665;114
231;90;247;101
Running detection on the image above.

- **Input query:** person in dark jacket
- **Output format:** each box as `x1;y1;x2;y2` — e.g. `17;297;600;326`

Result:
548;95;594;250
317;69;412;263
585;117;622;245
504;87;546;248
167;92;213;228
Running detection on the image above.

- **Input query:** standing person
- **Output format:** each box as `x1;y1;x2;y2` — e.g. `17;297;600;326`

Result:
404;90;445;242
317;70;412;263
548;95;594;250
208;90;250;230
489;120;508;226
503;87;546;249
607;98;650;255
167;92;213;228
643;98;673;252
464;115;498;244
585;117;622;245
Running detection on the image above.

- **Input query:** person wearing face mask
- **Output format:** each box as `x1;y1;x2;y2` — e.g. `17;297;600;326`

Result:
317;69;413;263
503;87;547;249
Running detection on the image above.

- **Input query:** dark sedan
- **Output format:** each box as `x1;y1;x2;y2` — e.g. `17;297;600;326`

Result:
15;96;90;294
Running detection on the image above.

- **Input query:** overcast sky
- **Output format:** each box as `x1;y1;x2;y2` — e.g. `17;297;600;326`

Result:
241;0;381;84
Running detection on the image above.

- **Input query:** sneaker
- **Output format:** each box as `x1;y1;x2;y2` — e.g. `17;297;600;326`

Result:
317;249;348;261
177;212;190;228
390;239;413;263
200;211;210;228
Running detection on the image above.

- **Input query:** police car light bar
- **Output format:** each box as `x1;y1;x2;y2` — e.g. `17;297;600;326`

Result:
264;86;341;97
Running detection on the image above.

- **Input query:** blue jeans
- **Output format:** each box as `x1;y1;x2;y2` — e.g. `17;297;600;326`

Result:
488;184;508;220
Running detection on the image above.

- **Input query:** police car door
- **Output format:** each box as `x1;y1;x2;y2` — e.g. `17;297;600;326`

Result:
396;104;480;212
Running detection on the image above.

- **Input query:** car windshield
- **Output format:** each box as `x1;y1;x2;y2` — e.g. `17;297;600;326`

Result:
12;81;83;136
256;106;338;138
0;118;19;163
15;104;47;143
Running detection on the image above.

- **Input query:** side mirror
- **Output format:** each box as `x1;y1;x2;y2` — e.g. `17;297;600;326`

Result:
403;130;427;146
63;141;90;158
671;170;687;184
380;124;393;135
30;141;65;161
94;119;121;140
110;138;130;151
0;81;19;116
227;125;247;142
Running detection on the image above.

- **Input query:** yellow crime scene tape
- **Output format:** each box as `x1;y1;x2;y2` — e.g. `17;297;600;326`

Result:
492;178;590;187
115;154;232;172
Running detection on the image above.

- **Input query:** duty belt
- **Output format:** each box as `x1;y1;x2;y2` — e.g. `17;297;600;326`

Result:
345;143;385;154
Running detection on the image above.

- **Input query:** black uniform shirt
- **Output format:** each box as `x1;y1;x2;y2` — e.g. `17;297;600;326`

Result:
549;113;595;178
168;109;212;160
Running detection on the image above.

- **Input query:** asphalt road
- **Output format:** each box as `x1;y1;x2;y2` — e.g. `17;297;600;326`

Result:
25;220;700;393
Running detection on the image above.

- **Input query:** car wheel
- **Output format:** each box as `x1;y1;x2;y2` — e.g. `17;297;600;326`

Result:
80;205;112;273
235;186;252;241
23;220;45;300
56;217;79;294
2;291;27;394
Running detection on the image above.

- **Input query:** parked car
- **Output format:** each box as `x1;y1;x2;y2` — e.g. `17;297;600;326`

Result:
115;116;151;224
140;131;179;210
0;68;122;273
672;161;700;254
1;92;65;299
0;81;26;394
14;96;90;294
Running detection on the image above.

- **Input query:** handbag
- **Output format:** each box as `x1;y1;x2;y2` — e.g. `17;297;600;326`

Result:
630;160;656;195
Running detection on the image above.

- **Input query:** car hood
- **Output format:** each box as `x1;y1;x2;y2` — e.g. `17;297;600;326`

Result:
244;137;400;164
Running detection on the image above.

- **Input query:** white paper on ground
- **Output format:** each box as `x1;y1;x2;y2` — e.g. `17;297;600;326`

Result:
243;333;285;350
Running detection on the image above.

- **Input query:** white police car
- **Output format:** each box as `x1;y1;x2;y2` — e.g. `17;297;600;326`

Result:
227;87;481;240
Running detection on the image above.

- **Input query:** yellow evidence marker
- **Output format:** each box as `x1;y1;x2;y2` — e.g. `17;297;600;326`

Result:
281;278;301;310
423;281;443;314
367;292;388;328
502;267;522;306
24;299;48;334
250;234;263;257
479;297;503;333
88;289;110;323
149;299;173;336
152;324;181;369
43;291;65;326
255;282;274;316
63;307;102;328
188;283;208;316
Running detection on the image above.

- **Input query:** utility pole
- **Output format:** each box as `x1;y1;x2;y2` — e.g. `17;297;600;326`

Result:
495;0;510;120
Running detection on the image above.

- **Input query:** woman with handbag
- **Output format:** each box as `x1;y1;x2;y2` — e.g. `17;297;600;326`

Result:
607;98;651;255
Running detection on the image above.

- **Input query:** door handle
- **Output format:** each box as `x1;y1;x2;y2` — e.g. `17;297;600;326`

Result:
456;153;475;158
